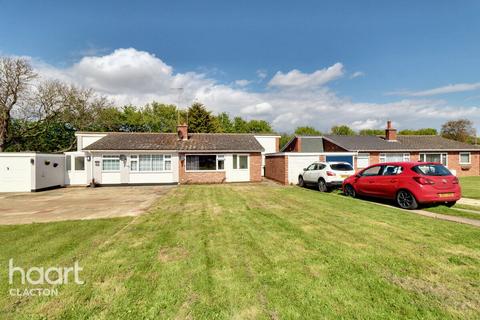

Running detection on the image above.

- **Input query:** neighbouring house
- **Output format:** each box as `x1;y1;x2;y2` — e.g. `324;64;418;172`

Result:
266;121;480;185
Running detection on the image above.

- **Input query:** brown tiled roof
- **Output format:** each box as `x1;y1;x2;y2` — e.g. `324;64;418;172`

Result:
83;132;264;152
323;135;480;152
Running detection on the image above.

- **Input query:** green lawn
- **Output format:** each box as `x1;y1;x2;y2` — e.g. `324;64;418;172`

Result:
1;184;480;319
460;176;480;199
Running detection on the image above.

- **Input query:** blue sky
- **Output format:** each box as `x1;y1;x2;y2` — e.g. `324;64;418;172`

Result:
1;0;480;132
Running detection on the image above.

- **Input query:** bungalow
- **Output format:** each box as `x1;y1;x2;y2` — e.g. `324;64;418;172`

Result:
266;121;480;184
65;124;280;186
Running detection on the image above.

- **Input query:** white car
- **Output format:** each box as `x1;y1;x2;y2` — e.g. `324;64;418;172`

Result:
298;162;355;192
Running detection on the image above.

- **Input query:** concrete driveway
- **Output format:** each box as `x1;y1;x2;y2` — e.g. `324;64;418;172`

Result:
0;186;174;225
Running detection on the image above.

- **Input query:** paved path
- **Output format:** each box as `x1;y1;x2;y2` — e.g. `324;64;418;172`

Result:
407;208;480;227
458;197;480;207
372;201;480;228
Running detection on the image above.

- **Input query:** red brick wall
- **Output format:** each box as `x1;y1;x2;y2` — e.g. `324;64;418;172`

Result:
249;152;262;182
265;155;288;184
180;171;226;184
447;151;480;177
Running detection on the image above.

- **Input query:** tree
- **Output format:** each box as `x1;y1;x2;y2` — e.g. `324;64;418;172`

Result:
0;57;37;151
142;102;179;132
399;128;437;135
441;119;475;143
331;125;355;136
233;116;248;133
246;120;273;133
187;102;217;133
359;129;384;136
215;112;234;133
294;126;321;136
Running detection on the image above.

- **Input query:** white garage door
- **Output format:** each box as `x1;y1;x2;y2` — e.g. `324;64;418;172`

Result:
0;157;31;192
287;155;320;184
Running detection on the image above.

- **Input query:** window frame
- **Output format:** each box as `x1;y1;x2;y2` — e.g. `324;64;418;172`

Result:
66;155;72;171
380;165;404;176
130;154;172;172
360;165;383;177
74;156;85;171
419;153;448;166
102;155;121;172
233;154;249;170
185;154;226;172
379;153;410;163
459;152;471;165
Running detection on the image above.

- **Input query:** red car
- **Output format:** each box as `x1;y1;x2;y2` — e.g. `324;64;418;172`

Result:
342;162;461;209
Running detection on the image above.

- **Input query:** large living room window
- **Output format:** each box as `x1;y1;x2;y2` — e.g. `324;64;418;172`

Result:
419;153;447;166
130;154;172;172
186;155;224;171
379;153;410;163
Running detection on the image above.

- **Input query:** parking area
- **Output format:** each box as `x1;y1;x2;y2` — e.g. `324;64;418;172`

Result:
0;185;174;225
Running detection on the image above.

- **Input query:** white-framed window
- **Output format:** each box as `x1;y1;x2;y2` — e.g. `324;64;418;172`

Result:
102;155;120;171
217;155;225;170
356;153;370;168
165;155;172;171
130;155;138;171
74;156;85;171
419;153;448;166
459;152;471;165
379;153;410;163
66;155;72;171
233;154;248;170
186;154;225;171
131;154;172;172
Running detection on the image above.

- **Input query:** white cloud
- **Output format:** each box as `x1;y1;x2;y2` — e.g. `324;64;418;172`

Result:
234;79;251;87
25;48;480;133
350;119;382;130
268;63;344;89
350;71;365;79
241;102;273;115
389;82;480;97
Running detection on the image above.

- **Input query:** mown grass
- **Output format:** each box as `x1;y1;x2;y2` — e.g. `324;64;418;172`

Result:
460;176;480;199
1;184;480;319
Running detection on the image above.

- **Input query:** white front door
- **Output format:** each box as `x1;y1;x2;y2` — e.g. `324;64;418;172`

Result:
65;153;88;185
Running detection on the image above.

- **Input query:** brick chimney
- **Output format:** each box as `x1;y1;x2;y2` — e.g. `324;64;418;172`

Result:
177;123;188;140
385;120;397;141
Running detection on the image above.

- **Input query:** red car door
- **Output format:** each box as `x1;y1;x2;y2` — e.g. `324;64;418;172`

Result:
374;165;403;199
355;165;383;196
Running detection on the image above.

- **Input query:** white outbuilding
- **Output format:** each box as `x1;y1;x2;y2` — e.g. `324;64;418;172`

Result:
0;153;65;192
